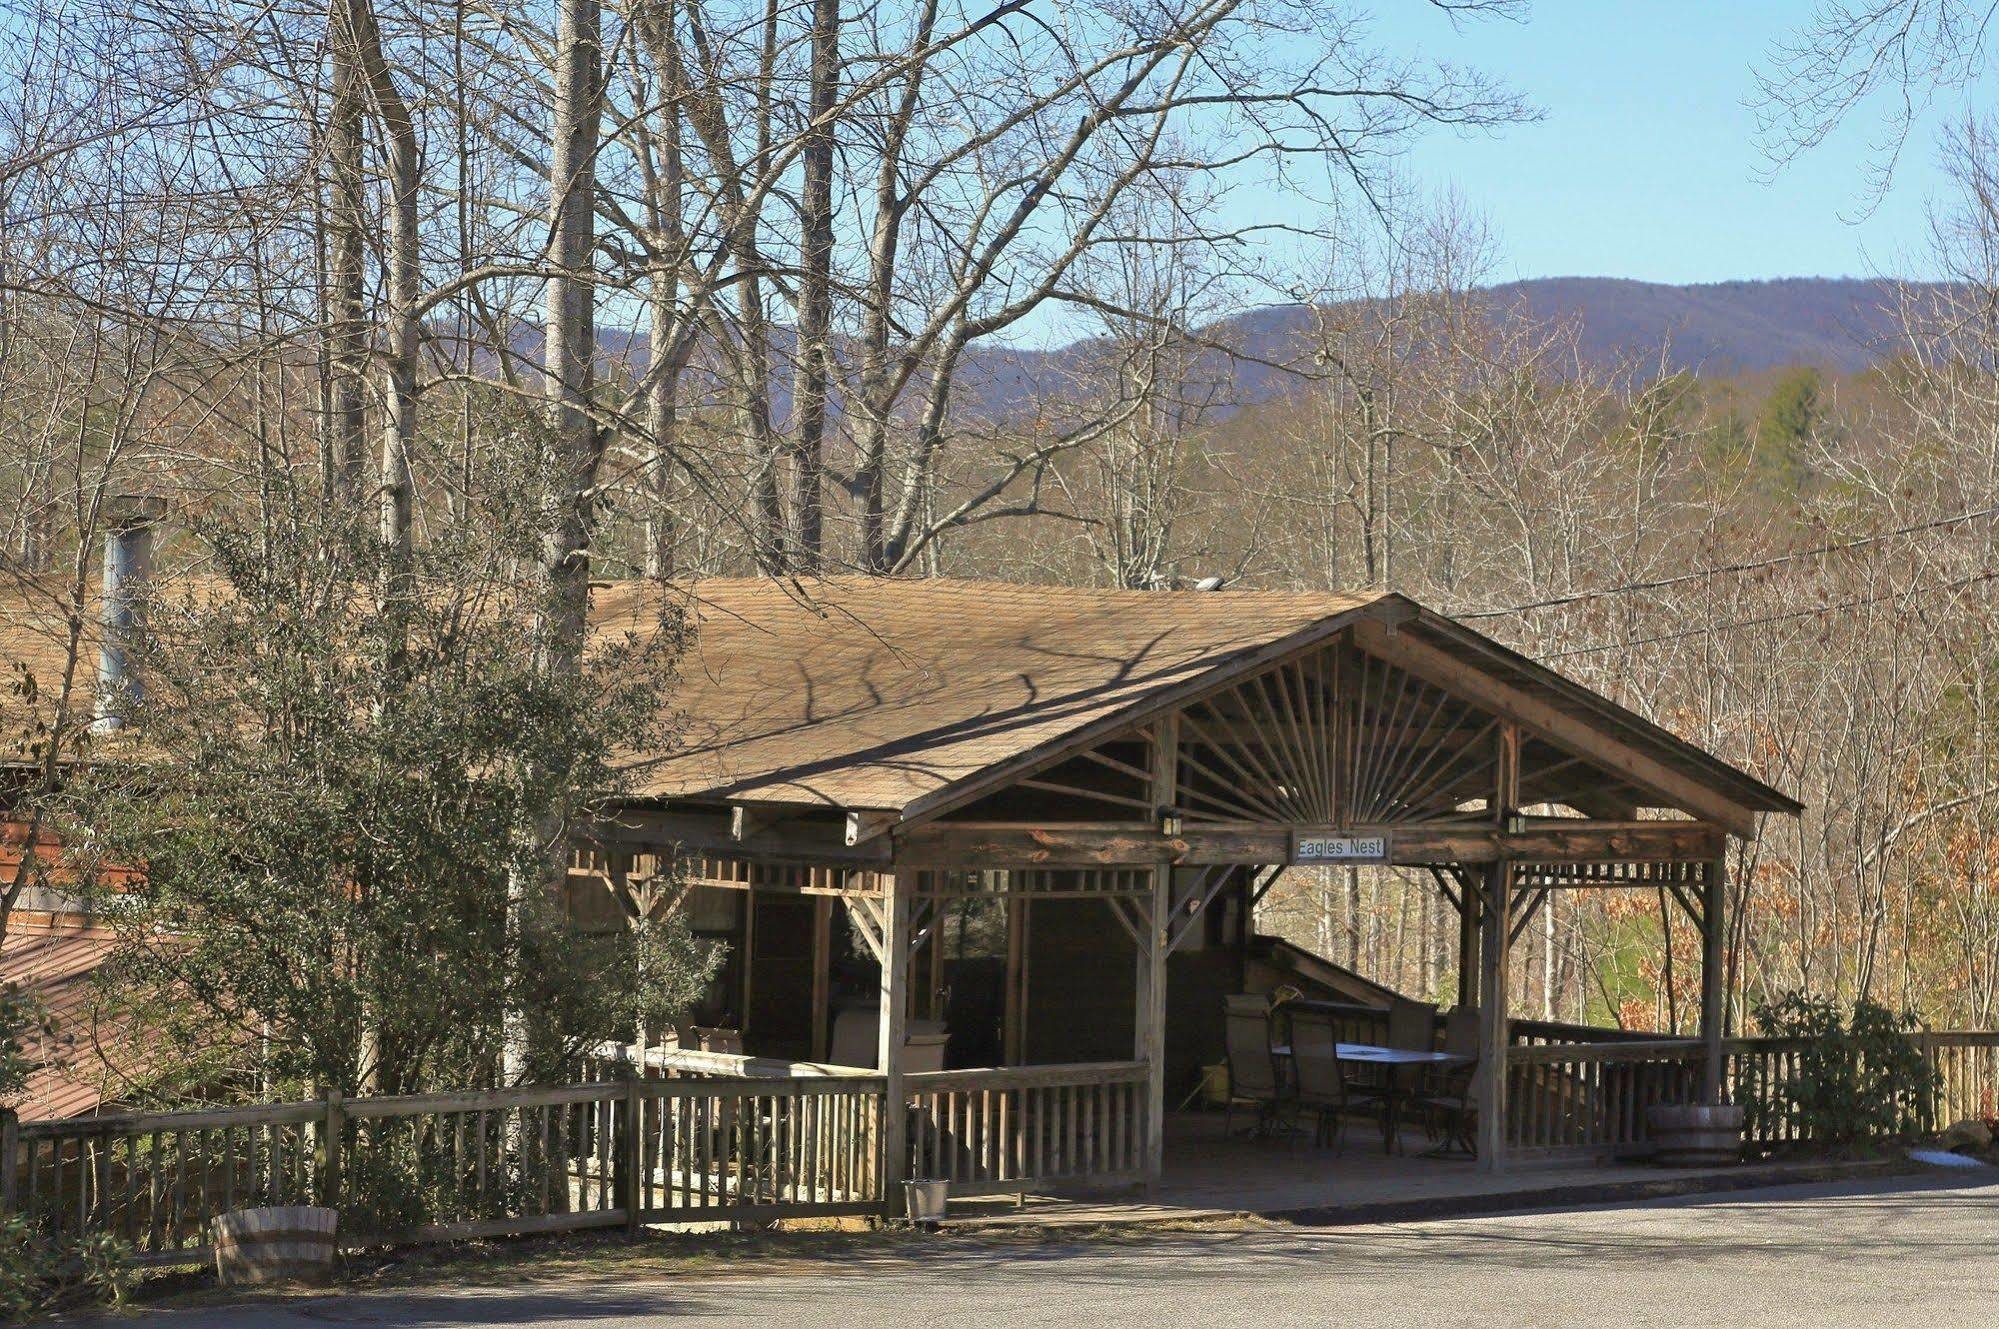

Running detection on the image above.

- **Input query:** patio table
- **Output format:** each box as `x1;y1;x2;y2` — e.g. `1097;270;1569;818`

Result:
1269;1042;1471;1153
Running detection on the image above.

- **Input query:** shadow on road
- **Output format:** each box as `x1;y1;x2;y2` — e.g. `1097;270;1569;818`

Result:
79;1172;1999;1328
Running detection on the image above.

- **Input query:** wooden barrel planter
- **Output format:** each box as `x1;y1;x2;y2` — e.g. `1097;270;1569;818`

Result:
212;1206;340;1285
1646;1104;1745;1167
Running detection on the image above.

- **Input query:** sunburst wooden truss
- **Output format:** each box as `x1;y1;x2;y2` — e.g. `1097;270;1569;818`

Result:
1168;639;1541;827
984;635;1652;831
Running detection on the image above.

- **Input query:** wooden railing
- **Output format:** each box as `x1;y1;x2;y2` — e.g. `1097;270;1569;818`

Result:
904;1061;1148;1196
630;1076;886;1222
3;1049;1137;1262
1506;1029;1999;1158
1921;1030;1999;1125
1;1070;887;1265
1509;1018;1670;1047
5;1100;327;1263
1505;1040;1702;1156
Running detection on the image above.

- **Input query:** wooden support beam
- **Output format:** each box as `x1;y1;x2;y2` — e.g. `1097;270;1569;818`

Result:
1456;867;1480;1009
845;810;898;846
1477;859;1512;1172
878;873;911;1211
587;805;891;866
740;890;757;1035
810;897;832;1062
1004;895;1026;1065
1507;887;1550;946
1701;854;1728;1104
1248;864;1288;910
1426;865;1463;914
1352;618;1761;838
1495;720;1521;822
891;818;1725;869
1103;895;1146;947
842;895;887;964
1139;715;1177;1191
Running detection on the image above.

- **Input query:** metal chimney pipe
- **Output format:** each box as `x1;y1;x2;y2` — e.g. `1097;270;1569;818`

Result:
92;495;166;734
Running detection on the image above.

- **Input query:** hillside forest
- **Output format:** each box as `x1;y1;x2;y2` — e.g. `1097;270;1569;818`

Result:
5;0;1999;1049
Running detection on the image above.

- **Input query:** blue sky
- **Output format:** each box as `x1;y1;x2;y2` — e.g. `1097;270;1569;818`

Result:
1357;0;1990;284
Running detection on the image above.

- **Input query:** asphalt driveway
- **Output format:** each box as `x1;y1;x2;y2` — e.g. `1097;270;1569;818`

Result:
76;1171;1999;1328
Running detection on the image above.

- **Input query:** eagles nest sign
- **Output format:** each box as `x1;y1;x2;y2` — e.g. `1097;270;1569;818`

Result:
1290;832;1390;865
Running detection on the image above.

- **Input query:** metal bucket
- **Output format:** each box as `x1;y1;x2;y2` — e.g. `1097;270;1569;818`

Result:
1646;1104;1745;1167
213;1205;339;1285
904;1179;950;1227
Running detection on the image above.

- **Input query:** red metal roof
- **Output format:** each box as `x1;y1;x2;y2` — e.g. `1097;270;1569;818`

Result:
2;918;136;1121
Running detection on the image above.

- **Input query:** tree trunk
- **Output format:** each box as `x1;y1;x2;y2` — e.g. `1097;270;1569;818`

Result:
789;0;838;571
324;0;369;506
510;0;605;1082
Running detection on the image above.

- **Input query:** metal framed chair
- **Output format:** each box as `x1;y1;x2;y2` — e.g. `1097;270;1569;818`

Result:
1415;1058;1479;1157
1287;1007;1353;1150
1222;994;1288;1136
1412;1005;1481;1156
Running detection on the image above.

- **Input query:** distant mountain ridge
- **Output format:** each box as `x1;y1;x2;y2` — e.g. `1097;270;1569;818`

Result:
489;276;1931;427
947;276;1935;422
1475;276;1926;375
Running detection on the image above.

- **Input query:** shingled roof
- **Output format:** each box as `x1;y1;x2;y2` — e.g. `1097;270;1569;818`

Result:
601;578;1390;813
3;573;1800;824
601;578;1800;823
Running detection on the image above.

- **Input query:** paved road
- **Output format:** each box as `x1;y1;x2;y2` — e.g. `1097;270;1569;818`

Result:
81;1173;1999;1328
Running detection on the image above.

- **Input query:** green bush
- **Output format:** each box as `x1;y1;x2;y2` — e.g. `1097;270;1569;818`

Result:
1744;992;1938;1156
0;1216;135;1321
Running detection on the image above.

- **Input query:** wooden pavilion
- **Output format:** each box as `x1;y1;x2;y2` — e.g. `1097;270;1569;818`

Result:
572;578;1800;1185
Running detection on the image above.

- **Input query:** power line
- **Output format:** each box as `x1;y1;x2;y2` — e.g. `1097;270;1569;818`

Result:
1455;503;1999;620
1543;569;1999;660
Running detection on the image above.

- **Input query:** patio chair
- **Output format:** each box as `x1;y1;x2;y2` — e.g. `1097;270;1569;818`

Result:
904;1031;949;1073
690;1026;744;1054
828;1004;949;1070
1417;1006;1481;1155
1442;1005;1479;1057
1386;997;1439;1088
1414;1057;1479;1157
1222;994;1288;1136
1287;1008;1353;1151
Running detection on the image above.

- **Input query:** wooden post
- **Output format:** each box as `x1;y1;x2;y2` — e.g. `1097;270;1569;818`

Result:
1004;891;1026;1065
1;1106;18;1214
1137;863;1168;1191
810;896;832;1062
321;1091;344;1210
1478;721;1519;1173
740;889;757;1034
1476;860;1511;1172
877;873;910;1211
621;1069;644;1235
1700;853;1727;1104
1140;714;1178;1192
1456;876;1479;1009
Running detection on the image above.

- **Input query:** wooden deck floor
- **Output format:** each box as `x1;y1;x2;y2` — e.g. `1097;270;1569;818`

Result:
945;1111;1774;1228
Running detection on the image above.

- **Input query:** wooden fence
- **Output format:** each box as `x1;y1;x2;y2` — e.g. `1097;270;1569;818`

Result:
9;1030;1995;1259
905;1061;1148;1196
1503;1029;1999;1159
1505;1040;1702;1156
1;1070;886;1266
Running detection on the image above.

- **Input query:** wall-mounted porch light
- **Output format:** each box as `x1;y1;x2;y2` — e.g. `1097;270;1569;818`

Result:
1158;806;1184;838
